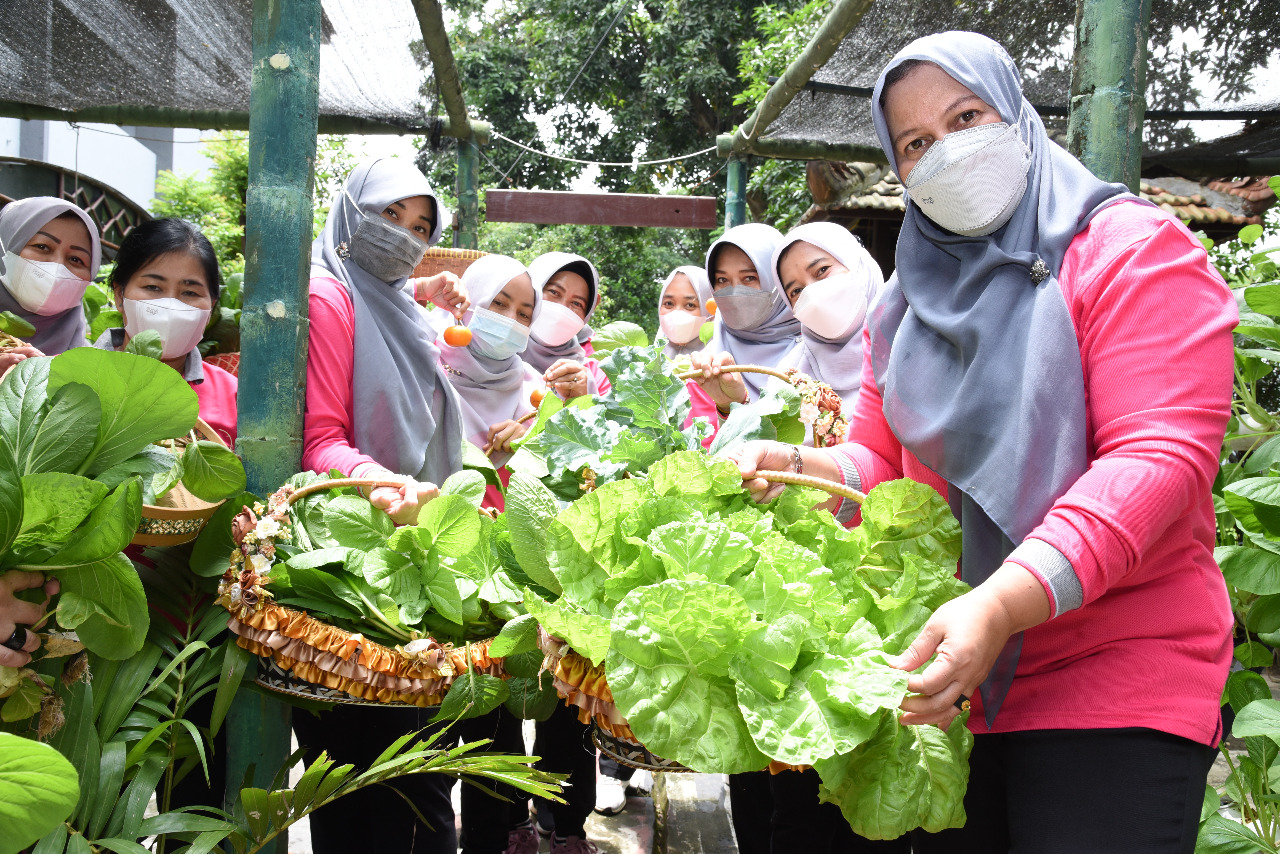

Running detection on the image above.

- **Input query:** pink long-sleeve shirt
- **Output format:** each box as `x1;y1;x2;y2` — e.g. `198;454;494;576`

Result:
830;201;1236;746
301;275;385;477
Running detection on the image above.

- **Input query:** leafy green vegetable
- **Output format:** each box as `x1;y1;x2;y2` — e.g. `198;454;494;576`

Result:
0;732;81;854
55;553;149;659
524;449;970;832
0;309;36;338
589;320;649;357
123;328;164;360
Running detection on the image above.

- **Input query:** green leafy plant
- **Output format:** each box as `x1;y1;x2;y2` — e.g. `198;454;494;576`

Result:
0;731;80;853
0;310;36;351
524;450;971;839
0;348;246;715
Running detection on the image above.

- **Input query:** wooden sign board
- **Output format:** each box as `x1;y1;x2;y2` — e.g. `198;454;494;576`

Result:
484;189;718;230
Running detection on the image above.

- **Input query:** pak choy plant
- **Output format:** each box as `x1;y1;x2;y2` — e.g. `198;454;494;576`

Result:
0;347;246;720
509;341;803;501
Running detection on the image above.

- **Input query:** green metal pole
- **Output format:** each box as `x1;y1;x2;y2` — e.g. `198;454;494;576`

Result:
725;156;749;230
225;0;322;836
1066;0;1152;190
456;137;480;249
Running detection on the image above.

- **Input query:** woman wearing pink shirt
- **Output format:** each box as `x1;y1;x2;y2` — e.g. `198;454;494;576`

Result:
296;158;467;854
730;32;1234;854
524;251;610;400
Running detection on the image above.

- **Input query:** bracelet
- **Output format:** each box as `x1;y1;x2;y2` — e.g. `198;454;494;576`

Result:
791;445;803;475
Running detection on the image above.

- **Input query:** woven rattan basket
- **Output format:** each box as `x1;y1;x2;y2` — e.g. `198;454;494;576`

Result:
132;418;229;547
414;247;488;280
217;478;505;707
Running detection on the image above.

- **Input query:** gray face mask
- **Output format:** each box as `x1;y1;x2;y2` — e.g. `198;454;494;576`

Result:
345;205;428;284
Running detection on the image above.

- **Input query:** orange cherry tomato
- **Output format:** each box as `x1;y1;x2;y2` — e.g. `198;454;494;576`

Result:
705;297;717;316
530;388;546;407
443;325;472;347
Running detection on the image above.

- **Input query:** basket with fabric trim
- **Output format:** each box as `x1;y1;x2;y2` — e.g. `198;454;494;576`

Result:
132;418;229;547
675;364;848;448
216;478;505;707
415;247;488;281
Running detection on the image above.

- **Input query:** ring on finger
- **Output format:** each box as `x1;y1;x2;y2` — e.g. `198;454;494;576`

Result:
2;627;29;652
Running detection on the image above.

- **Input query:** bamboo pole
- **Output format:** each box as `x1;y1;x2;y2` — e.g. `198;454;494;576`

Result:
725;156;749;229
456;137;480;249
716;133;887;165
1066;0;1153;190
725;0;876;156
223;0;322;837
0;99;489;141
410;0;473;141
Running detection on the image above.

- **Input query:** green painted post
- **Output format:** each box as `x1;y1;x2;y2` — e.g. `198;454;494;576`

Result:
725;156;749;230
225;0;322;838
1067;0;1152;190
456;135;480;249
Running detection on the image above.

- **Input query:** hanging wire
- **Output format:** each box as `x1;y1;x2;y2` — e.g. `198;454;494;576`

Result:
491;133;716;168
497;0;635;185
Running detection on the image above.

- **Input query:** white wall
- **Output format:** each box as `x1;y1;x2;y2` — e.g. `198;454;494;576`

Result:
43;122;158;209
170;127;213;179
0;119;20;158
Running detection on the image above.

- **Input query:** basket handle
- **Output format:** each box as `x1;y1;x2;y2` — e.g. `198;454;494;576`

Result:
676;364;793;383
287;478;408;506
755;470;865;504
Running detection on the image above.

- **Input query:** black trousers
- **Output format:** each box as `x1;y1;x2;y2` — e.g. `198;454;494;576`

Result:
292;704;457;854
453;706;527;854
908;728;1216;854
728;769;909;854
524;703;598;838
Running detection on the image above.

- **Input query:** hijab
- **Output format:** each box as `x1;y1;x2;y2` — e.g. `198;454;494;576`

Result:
658;265;713;359
524;251;600;383
311;157;462;485
772;222;882;408
869;32;1138;723
0;197;101;354
434;254;542;465
704;223;802;400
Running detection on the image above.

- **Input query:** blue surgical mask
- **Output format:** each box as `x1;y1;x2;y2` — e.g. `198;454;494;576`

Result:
469;306;530;360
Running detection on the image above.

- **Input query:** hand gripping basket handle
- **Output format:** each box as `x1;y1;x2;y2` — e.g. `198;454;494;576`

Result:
754;469;866;504
676;364;794;383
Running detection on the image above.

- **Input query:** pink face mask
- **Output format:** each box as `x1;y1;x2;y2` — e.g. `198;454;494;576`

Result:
660;309;704;345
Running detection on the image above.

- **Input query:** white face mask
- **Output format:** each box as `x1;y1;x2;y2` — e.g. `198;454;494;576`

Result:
904;121;1032;237
123;297;211;360
469;306;531;361
714;286;776;330
531;300;586;347
1;251;89;315
659;309;704;345
792;272;869;341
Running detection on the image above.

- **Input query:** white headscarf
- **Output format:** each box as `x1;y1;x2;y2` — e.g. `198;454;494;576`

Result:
704;223;801;400
435;254;543;465
524;251;601;383
0;197;101;354
772;222;882;408
658;265;713;359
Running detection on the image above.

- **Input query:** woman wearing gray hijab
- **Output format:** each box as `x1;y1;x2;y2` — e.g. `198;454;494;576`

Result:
731;32;1234;853
524;251;608;399
294;157;468;854
0;196;101;372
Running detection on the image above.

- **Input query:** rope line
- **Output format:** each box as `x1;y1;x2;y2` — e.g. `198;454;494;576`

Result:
491;132;716;168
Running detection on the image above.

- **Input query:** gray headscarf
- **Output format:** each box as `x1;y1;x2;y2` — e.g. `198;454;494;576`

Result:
658;265;713;359
772;222;882;409
704;223;802;400
869;32;1139;723
0;197;100;354
434;254;542;468
524;251;600;382
310;158;462;485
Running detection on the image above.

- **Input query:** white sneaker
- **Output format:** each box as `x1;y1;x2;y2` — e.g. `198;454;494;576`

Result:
626;769;653;797
595;774;627;816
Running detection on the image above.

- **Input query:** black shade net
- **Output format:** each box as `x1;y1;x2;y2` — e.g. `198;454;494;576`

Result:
0;0;433;129
761;0;1280;157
